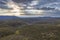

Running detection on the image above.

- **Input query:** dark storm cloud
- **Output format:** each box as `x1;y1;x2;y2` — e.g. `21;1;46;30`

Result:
0;0;13;9
12;0;33;3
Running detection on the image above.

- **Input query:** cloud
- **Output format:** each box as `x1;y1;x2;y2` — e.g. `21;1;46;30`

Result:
0;0;13;9
29;0;39;6
12;0;33;3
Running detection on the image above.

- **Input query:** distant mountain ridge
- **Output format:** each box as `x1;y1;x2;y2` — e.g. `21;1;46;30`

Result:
0;16;60;24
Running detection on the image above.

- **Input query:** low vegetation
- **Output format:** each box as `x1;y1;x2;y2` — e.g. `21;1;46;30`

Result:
0;18;60;40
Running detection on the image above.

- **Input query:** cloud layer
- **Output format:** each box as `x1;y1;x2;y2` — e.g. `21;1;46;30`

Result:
0;0;60;17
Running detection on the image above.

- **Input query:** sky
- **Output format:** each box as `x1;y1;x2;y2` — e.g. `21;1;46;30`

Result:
0;0;60;17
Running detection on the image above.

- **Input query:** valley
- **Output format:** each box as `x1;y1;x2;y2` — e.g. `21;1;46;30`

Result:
0;17;60;40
